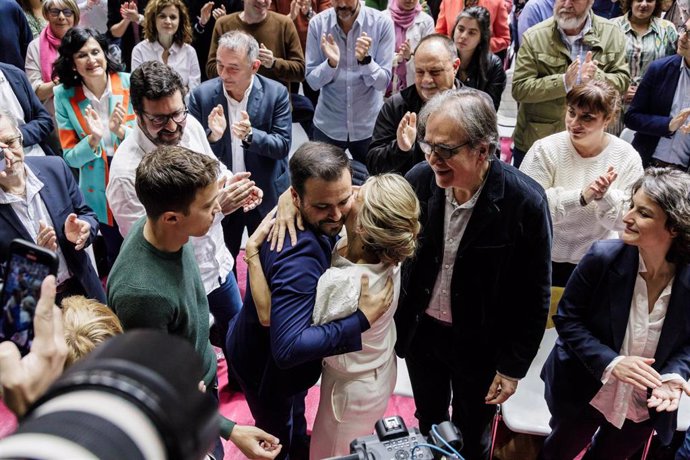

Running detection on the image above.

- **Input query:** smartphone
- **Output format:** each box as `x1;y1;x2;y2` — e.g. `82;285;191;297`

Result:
1;239;58;355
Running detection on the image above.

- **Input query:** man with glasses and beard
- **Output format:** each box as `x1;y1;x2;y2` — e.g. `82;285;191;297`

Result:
106;60;262;379
511;0;630;167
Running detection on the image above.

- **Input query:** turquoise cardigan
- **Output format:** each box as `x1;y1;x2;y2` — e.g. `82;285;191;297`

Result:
54;72;136;225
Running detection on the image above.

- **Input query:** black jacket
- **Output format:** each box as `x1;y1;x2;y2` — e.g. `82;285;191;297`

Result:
456;53;507;111
395;160;552;379
367;80;462;176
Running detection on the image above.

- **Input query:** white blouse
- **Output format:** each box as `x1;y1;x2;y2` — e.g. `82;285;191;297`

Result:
130;40;201;92
590;254;684;428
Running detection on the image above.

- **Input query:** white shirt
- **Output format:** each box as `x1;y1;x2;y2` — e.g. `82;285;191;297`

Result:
0;166;70;284
130;41;201;93
77;0;108;33
313;237;401;374
590;254;684;428
25;38;54;117
106;116;234;294
222;78;253;174
83;75;114;157
0;70;45;157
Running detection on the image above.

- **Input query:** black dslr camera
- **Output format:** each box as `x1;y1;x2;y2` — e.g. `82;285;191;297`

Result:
336;416;464;460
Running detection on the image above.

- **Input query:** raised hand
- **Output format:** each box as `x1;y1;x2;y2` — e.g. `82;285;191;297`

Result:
120;1;139;22
212;4;226;20
355;31;372;62
218;172;255;215
582;166;618;204
37;220;58;252
231;110;252;141
243;186;263;212
108;101;126;140
321;33;339;68
565;58;580;90
398;39;411;61
258;43;276;69
64;213;91;250
207;104;227;143
289;0;301;20
199;1;214;26
580;51;599;84
396;111;417;152
84;105;103;142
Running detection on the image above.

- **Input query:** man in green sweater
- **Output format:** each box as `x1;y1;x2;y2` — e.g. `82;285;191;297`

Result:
107;146;281;460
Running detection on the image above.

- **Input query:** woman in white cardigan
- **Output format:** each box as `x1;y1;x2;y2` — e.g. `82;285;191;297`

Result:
520;80;644;287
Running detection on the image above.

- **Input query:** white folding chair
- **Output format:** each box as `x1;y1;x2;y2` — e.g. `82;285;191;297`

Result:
489;329;557;459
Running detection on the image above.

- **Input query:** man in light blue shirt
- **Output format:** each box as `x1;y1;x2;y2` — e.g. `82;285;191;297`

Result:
305;0;394;173
516;0;555;48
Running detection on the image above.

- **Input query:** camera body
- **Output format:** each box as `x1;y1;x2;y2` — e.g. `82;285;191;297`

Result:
345;416;462;460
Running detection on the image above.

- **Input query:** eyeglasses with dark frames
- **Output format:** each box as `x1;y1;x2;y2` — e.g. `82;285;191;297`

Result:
418;140;471;160
141;107;189;128
48;8;75;17
0;134;23;151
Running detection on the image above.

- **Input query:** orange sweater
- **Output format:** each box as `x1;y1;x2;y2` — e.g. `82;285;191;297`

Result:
435;0;511;53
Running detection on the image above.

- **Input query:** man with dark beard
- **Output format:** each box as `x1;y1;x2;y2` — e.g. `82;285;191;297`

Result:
511;0;630;167
226;142;393;459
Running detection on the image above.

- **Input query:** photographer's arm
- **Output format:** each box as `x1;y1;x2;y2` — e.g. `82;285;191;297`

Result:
0;276;68;416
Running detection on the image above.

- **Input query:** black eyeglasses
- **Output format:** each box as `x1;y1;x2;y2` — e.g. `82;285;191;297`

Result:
418;140;470;160
0;134;23;151
48;8;75;17
141;108;189;128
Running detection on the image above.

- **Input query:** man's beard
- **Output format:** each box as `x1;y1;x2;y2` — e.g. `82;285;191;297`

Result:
141;123;184;147
336;3;358;21
555;9;588;31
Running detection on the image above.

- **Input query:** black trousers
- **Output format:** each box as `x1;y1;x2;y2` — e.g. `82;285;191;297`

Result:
405;314;495;460
540;403;654;460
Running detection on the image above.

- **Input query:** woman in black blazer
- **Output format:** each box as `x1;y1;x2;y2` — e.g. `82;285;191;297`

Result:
541;167;690;460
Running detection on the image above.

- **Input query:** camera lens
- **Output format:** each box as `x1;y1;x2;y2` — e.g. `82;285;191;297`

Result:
0;331;219;460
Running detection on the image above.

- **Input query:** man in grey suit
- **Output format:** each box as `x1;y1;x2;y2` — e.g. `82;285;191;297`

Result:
189;30;292;264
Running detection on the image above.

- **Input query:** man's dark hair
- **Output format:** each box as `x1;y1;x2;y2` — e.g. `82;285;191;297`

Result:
289;142;351;197
135;146;219;220
130;61;186;115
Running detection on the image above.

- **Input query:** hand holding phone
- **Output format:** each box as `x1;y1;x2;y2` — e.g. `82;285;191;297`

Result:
1;239;58;356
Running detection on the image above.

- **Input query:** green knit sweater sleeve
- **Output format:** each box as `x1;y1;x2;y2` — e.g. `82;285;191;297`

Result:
220;415;235;439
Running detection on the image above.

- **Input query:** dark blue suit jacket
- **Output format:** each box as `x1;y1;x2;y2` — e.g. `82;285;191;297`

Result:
396;160;552;380
226;228;365;399
189;74;292;216
624;54;683;166
0;157;105;303
542;240;690;444
0;0;32;70
0;63;55;156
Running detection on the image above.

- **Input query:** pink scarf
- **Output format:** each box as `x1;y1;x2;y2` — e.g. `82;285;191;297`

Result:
388;0;421;93
39;26;62;83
